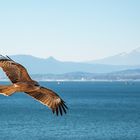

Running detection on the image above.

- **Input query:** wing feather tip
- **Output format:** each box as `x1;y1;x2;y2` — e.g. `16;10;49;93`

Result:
58;105;63;116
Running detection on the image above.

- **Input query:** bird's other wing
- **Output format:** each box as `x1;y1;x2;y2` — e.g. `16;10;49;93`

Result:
26;87;68;116
0;55;33;83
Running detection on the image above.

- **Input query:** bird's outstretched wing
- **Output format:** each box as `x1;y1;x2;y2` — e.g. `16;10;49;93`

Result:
26;87;68;116
0;55;33;83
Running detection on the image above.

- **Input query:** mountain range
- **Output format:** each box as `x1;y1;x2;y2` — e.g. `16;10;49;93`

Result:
0;47;140;80
88;47;140;65
4;54;140;74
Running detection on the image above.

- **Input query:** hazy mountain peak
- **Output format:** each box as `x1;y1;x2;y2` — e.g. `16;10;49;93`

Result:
117;52;127;57
47;56;55;59
46;56;58;62
88;47;140;65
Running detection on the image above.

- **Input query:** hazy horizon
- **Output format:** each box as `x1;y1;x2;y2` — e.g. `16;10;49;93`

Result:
0;0;140;61
6;46;140;62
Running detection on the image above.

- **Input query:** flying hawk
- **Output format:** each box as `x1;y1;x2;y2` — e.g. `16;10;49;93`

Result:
0;55;67;116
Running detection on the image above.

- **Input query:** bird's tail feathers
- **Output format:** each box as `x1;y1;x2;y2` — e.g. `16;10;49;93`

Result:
0;85;16;96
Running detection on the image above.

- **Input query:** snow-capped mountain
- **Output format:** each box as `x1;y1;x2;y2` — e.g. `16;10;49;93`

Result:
88;47;140;65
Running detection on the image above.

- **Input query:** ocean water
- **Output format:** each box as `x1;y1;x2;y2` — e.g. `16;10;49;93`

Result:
0;81;140;140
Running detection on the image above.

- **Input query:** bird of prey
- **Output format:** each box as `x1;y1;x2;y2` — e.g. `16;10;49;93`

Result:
0;55;67;116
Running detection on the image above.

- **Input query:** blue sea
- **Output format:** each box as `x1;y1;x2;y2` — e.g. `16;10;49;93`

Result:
0;81;140;140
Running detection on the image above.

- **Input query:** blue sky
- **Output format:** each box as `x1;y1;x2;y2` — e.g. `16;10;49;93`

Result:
0;0;139;61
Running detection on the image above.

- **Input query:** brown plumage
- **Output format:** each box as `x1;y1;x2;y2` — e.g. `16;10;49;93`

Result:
0;55;68;116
